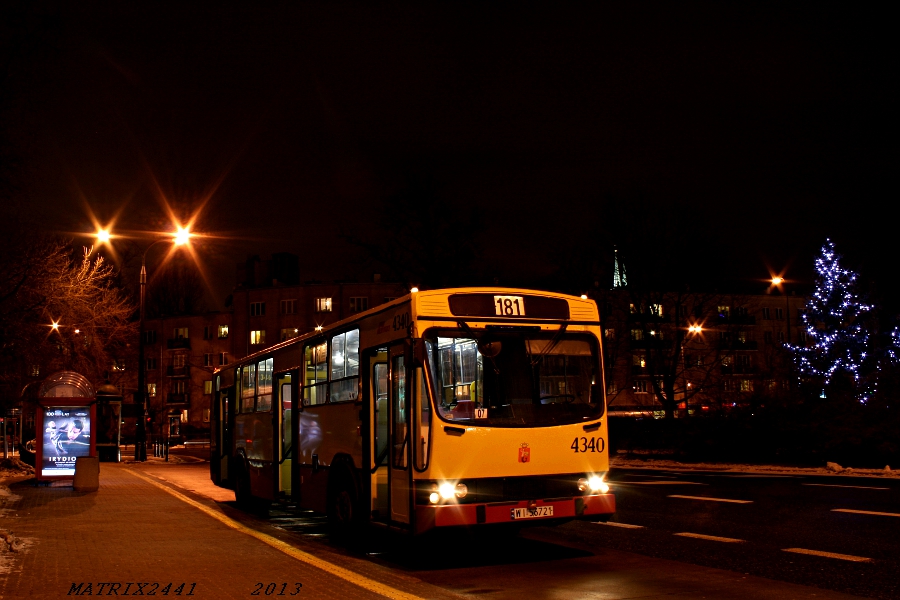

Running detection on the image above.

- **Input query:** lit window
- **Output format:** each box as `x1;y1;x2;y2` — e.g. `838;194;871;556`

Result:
30;365;40;377
740;379;753;392
633;354;646;368
147;383;157;397
717;306;730;318
281;328;299;341
649;304;663;317
316;297;332;312
204;380;213;395
218;325;229;339
604;328;615;340
349;296;369;313
202;408;210;423
174;327;188;339
250;330;266;345
250;302;265;317
631;329;643;341
280;299;297;314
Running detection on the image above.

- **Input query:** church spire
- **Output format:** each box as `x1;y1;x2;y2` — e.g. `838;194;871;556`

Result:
613;246;627;288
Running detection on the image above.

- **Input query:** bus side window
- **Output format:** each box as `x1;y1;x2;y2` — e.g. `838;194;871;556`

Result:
415;367;430;470
392;355;407;469
373;363;388;466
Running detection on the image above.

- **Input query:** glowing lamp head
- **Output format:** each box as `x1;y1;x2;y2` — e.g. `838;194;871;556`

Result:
174;227;192;246
96;228;111;243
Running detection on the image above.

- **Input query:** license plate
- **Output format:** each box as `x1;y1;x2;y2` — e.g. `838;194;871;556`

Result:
510;506;554;520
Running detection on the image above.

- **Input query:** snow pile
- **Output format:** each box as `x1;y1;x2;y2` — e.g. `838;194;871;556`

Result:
0;458;33;481
610;456;900;478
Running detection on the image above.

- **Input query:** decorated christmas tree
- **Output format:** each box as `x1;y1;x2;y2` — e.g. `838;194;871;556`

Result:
791;239;896;402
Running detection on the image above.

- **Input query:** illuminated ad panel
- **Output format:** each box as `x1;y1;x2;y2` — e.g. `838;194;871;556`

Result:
41;407;92;477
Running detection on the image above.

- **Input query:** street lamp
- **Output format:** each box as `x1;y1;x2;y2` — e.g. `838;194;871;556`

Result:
770;276;791;345
97;227;192;461
134;230;192;461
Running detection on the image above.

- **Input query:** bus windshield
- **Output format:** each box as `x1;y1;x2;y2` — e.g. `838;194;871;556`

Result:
425;330;604;427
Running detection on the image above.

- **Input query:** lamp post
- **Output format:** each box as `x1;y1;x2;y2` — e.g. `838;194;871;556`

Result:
771;276;791;345
134;229;192;461
97;226;192;461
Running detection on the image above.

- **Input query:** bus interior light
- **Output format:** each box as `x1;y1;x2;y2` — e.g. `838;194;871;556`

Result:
429;492;440;504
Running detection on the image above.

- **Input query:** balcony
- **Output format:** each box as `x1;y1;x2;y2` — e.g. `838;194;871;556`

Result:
166;393;187;404
630;339;674;350
716;315;756;325
718;340;758;351
167;337;191;350
167;365;190;378
721;365;757;375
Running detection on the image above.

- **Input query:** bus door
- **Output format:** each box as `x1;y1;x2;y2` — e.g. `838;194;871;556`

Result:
389;344;412;526
369;351;389;522
212;385;234;486
275;370;297;500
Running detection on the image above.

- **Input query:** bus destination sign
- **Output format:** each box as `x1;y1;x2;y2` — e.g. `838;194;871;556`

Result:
448;293;570;320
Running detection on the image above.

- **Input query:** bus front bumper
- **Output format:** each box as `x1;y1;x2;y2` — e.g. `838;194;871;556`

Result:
416;493;615;530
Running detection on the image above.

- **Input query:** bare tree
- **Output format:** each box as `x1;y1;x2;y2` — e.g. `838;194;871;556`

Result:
0;231;137;405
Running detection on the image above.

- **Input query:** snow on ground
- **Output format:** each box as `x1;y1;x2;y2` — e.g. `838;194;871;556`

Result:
611;455;899;477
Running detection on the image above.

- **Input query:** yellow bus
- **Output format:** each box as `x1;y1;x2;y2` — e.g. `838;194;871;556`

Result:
210;287;615;534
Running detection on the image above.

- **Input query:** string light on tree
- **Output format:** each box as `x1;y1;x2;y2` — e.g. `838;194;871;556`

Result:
790;239;897;403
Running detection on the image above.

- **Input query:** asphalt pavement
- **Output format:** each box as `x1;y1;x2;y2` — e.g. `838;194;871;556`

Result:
0;453;886;599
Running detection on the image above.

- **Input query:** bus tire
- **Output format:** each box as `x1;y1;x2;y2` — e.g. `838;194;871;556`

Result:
327;471;360;535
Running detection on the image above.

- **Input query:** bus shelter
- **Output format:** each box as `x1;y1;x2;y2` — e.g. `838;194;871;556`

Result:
34;371;97;481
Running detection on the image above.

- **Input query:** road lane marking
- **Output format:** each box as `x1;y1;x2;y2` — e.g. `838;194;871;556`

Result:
668;495;752;503
674;532;744;543
596;521;644;528
804;483;890;490
832;508;900;517
127;470;425;600
782;548;873;562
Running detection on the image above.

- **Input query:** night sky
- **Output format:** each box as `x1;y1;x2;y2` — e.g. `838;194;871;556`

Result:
2;3;895;309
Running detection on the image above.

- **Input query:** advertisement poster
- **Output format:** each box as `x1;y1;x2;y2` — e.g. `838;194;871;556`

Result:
41;407;91;476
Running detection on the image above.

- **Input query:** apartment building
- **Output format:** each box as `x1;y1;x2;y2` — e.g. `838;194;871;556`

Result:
594;289;808;417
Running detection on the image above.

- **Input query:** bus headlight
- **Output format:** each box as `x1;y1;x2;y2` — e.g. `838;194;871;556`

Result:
578;475;609;494
435;482;468;501
438;481;456;500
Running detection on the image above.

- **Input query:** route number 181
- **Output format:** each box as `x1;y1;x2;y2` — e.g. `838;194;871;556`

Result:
494;295;525;317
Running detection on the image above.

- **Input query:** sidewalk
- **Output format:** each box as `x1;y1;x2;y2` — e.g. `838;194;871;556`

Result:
0;460;457;600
